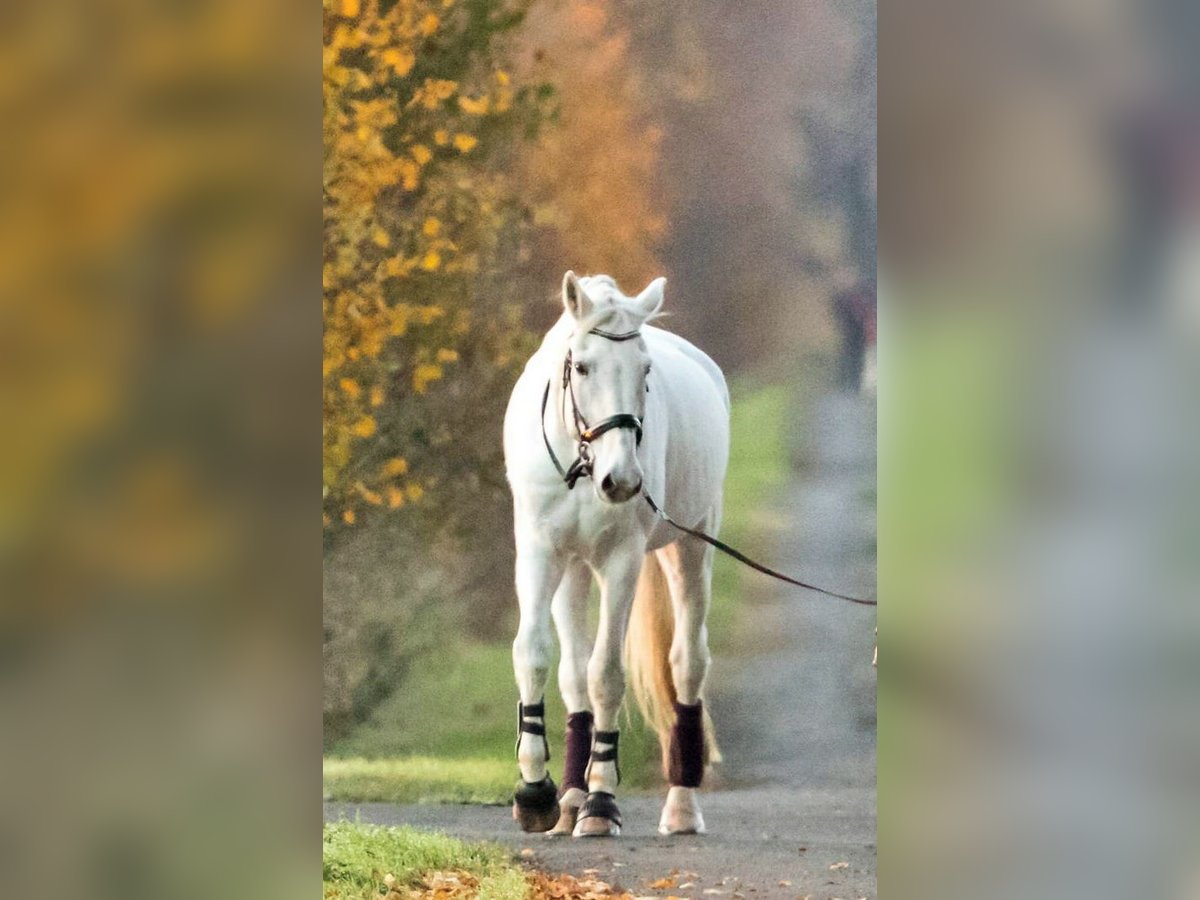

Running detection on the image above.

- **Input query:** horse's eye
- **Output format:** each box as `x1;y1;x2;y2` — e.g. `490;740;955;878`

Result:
573;362;589;376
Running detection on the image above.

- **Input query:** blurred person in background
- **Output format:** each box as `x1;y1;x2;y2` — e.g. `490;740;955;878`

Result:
831;266;877;395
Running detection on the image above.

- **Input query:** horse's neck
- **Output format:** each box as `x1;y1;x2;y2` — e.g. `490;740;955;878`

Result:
540;315;574;352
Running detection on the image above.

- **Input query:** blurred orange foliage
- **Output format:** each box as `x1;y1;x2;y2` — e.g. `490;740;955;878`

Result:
517;0;666;288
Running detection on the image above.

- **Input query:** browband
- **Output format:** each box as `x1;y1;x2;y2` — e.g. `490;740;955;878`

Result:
588;326;641;341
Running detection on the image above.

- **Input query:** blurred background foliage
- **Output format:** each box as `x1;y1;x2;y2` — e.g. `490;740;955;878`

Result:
322;0;875;755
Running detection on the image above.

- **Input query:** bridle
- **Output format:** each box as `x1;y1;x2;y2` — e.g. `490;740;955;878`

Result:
540;326;645;490
536;324;878;608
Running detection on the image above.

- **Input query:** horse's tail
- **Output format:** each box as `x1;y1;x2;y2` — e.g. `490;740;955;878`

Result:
625;552;720;776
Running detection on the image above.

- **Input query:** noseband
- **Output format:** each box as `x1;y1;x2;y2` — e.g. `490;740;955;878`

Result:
540;326;644;489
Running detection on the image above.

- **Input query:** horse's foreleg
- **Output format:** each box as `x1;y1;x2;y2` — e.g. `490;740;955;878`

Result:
656;527;718;835
549;560;594;834
511;545;563;832
573;549;640;837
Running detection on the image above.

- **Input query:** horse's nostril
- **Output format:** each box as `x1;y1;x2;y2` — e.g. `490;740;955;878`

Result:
600;474;616;496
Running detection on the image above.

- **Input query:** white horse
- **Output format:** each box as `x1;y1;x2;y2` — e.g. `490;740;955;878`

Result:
504;271;730;837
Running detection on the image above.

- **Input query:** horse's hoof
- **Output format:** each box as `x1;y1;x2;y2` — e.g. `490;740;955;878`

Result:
658;785;707;835
548;787;586;836
571;791;622;837
574;817;621;837
513;776;559;833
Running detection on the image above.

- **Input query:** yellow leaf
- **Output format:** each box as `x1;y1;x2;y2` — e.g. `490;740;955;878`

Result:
339;378;361;399
371;227;390;248
419;12;440;35
350;416;376;438
386;486;406;509
406;483;425;502
322;513;331;527
496;70;510;86
381;48;415;77
397;159;420;191
436;348;459;363
340;0;359;17
370;385;385;407
433;129;449;146
421;251;441;271
360;485;383;506
418;79;458;109
383;457;409;477
457;95;490;115
422;217;441;237
453;133;478;153
411;144;432;165
342;508;356;525
412;363;443;393
384;256;413;279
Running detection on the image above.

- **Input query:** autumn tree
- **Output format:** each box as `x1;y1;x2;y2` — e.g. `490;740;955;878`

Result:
323;0;546;539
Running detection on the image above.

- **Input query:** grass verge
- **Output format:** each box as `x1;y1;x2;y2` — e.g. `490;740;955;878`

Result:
323;821;526;900
324;757;515;805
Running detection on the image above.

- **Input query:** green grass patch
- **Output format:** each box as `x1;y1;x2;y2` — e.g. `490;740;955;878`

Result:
324;757;514;805
325;381;794;804
323;821;525;899
709;381;791;641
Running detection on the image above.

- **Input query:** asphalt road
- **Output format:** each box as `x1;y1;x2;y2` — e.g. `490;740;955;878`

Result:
326;390;877;899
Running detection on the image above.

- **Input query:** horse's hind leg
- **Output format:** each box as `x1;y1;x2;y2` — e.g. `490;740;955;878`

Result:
511;544;565;833
548;559;594;835
655;507;719;835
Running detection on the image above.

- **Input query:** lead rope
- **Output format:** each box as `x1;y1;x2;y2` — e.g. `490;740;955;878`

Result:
640;491;877;607
539;380;876;607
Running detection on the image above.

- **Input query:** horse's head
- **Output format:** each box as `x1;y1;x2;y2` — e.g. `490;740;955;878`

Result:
561;270;666;504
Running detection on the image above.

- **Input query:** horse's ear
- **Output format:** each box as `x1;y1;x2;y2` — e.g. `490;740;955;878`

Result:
634;276;666;318
562;271;593;320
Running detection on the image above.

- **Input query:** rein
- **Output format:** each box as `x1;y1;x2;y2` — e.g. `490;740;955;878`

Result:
539;327;878;608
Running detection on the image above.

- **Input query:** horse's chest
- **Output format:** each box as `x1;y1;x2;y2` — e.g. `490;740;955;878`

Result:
518;488;640;559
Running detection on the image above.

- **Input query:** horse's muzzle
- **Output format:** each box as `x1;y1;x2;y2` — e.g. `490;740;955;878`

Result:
599;474;642;504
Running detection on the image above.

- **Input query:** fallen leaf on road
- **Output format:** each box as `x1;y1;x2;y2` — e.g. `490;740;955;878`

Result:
521;848;535;858
778;880;791;887
829;862;849;871
649;876;677;889
526;871;632;898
